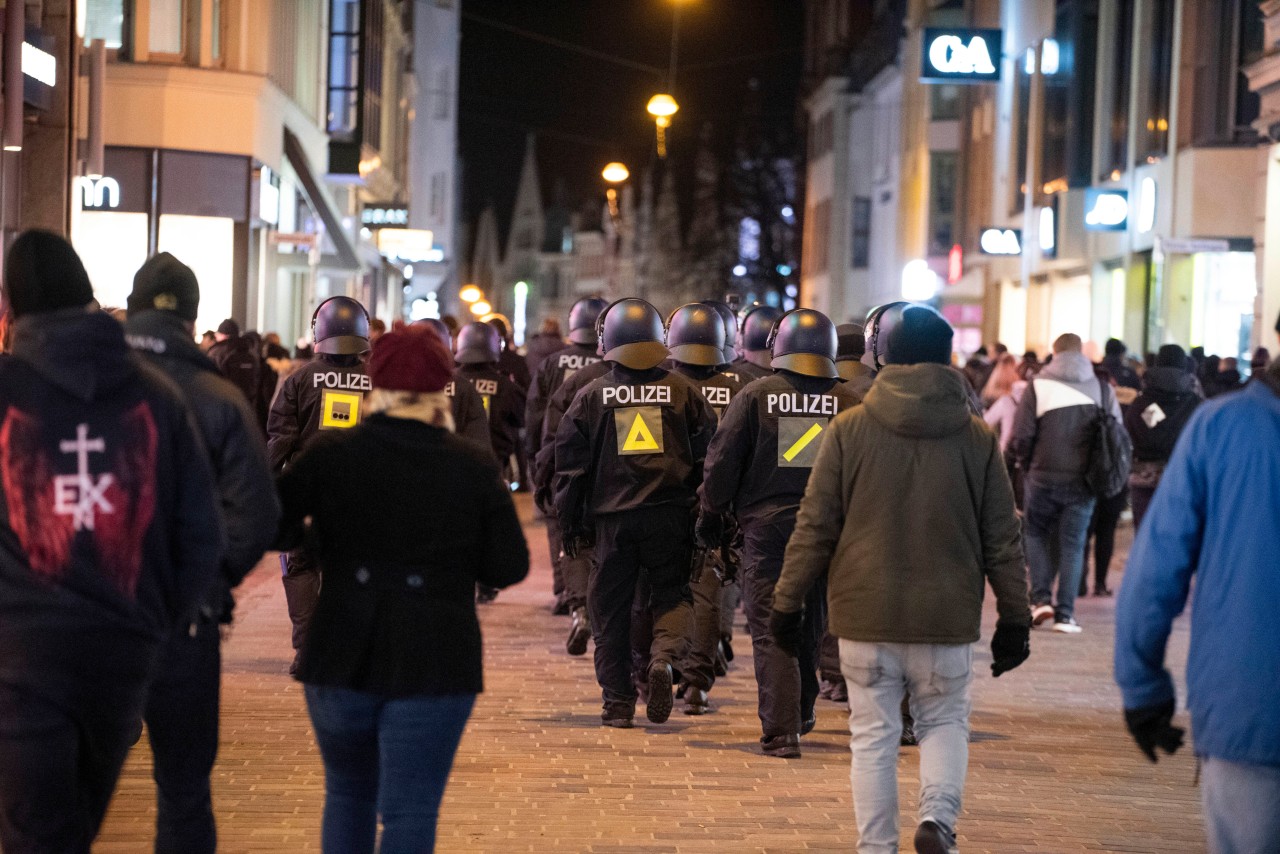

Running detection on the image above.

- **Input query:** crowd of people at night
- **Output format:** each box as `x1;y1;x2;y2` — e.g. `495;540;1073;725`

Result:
0;230;1275;854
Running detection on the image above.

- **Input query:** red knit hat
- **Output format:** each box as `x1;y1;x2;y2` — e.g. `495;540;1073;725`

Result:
368;328;453;393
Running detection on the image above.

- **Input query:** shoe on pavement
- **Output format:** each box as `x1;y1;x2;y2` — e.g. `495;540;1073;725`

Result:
801;713;817;736
683;686;710;715
761;733;801;758
565;607;591;656
1052;618;1083;634
1031;604;1055;627
913;819;958;854
713;642;729;677
828;679;848;703
601;714;634;729
1094;586;1113;597
646;661;674;724
551;598;571;616
900;715;918;747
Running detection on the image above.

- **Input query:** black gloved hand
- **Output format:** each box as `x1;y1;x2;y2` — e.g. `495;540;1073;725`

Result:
769;609;803;657
562;527;594;560
694;512;725;551
990;621;1030;677
534;485;553;515
1124;699;1186;763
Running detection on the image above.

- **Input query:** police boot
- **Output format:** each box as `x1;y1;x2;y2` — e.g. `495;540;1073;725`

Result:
683;686;710;716
646;661;674;724
566;607;591;656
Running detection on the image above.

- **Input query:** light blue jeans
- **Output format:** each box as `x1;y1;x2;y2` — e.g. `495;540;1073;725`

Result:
1201;756;1280;854
839;640;973;854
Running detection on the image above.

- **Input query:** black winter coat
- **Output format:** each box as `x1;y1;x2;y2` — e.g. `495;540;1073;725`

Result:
525;343;600;459
445;375;493;452
1123;366;1202;463
532;358;612;492
457;363;524;462
0;310;221;707
126;311;280;615
277;414;529;696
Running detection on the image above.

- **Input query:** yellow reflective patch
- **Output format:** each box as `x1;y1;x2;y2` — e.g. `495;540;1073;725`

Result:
782;423;823;462
777;418;825;467
320;390;362;429
615;407;663;455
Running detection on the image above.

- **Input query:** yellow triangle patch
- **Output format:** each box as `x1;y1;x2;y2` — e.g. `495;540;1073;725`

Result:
622;411;660;452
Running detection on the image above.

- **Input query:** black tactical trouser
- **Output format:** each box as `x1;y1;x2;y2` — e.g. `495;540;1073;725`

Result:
282;547;321;655
681;556;723;692
588;506;694;718
741;515;827;738
545;512;565;600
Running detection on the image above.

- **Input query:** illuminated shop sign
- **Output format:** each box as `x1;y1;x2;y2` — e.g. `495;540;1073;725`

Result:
76;176;121;210
921;28;1002;83
979;227;1022;255
362;204;409;228
377;228;436;261
1085;189;1129;231
23;27;57;110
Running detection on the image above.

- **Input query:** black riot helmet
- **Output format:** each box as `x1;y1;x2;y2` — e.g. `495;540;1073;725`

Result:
667;303;726;367
312;296;371;355
411;317;453;349
455;321;501;364
740;304;784;353
766;308;838;379
596;298;668;370
700;300;738;365
863;301;911;371
568;296;608;345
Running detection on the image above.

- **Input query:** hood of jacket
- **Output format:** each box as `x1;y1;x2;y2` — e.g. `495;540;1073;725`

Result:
125;310;219;375
1040;351;1096;384
1143;365;1194;396
862;363;973;439
9;308;135;402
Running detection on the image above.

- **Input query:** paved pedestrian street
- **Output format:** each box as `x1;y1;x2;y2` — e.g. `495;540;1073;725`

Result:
96;496;1203;853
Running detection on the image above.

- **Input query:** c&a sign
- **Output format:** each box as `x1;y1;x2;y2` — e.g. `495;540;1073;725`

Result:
921;28;1002;83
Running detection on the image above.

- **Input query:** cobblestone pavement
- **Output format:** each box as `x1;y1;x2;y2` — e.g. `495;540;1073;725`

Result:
96;497;1203;853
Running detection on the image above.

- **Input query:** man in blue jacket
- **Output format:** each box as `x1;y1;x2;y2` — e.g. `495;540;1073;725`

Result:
1115;335;1280;854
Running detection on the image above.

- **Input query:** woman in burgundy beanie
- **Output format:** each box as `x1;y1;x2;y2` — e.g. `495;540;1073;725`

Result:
276;326;529;853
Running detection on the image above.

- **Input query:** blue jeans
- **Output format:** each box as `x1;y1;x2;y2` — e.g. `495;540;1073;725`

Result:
304;686;475;854
839;641;973;853
1202;756;1280;854
1023;479;1095;622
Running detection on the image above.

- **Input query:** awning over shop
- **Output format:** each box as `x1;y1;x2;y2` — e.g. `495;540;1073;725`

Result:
282;128;361;272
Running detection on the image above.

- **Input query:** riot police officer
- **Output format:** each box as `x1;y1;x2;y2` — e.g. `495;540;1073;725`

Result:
554;299;717;727
267;296;372;673
664;303;742;715
699;308;861;757
526;297;607;616
412;317;491;449
455;321;525;474
734;304;784;384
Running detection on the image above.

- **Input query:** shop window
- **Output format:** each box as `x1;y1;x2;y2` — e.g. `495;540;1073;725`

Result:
928;152;957;256
851;196;870;269
1100;0;1133;180
1136;0;1175;162
158;215;235;336
84;0;127;49
149;0;183;55
930;85;961;122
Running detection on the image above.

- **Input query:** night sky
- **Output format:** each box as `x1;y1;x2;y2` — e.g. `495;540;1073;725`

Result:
457;0;806;246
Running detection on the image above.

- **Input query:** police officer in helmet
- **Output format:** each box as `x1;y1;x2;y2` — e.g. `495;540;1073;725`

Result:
267;296;372;673
412;318;491;450
526;297;607;619
554;298;717;727
734;304;784;384
664;303;743;715
454;321;525;475
699;307;862;757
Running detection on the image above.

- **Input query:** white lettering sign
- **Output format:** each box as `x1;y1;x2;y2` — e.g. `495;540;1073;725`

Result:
601;384;672;406
979;228;1022;256
928;35;996;76
765;393;838;417
76;176;120;210
1085;192;1129;229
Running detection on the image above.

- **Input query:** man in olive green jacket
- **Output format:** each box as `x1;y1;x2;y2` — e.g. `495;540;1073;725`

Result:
772;305;1030;854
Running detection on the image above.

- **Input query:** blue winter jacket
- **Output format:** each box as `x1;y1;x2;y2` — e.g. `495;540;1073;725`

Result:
1115;375;1280;766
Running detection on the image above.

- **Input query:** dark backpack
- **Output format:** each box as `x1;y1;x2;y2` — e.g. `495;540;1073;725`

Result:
1086;382;1133;498
215;338;273;425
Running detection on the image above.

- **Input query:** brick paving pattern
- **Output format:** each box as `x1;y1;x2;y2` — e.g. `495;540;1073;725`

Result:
96;497;1204;853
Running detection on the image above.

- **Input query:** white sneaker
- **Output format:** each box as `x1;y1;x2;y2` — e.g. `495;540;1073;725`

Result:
1031;604;1055;627
1052;618;1083;634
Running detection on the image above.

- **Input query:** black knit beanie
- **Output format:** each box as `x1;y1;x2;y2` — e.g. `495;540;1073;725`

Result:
1155;344;1188;371
885;305;954;366
2;230;95;318
129;252;200;321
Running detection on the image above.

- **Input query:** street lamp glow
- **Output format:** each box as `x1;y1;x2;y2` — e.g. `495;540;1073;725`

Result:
470;299;492;316
602;162;630;184
647;94;679;119
459;284;483;304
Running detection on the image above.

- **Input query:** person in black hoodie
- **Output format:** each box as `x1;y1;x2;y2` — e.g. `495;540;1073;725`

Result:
1124;344;1202;529
125;253;280;854
0;231;221;853
278;328;528;852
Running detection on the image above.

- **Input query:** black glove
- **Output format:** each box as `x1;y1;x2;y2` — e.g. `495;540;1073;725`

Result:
694;512;725;551
562;527;594;560
990;622;1030;677
534;484;553;515
769;609;803;657
1124;699;1185;763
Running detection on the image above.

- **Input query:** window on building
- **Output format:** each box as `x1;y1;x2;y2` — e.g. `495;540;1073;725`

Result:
149;0;184;55
1101;0;1133;179
1136;0;1175;161
362;0;385;152
930;85;961;121
851;196;871;269
435;68;451;120
928;151;958;257
84;0;126;49
328;0;361;140
1045;0;1099;189
430;173;445;220
808;200;831;275
1012;56;1031;214
1191;0;1263;145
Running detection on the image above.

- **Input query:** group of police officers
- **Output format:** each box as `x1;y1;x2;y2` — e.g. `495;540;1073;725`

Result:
268;290;903;758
